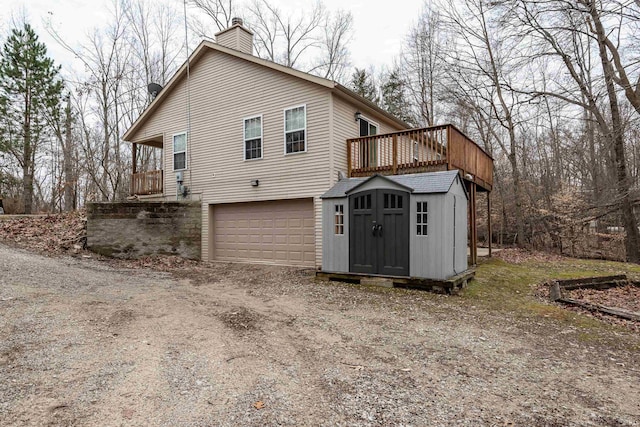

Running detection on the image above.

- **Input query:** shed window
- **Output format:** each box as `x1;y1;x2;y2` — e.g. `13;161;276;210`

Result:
284;105;306;154
334;204;344;235
173;133;186;170
244;115;263;160
417;201;428;236
384;193;403;209
354;194;371;210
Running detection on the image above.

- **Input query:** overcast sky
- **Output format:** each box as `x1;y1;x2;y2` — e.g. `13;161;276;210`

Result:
6;0;425;77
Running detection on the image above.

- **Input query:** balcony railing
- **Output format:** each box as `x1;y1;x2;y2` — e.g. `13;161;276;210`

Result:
347;124;493;191
130;170;163;196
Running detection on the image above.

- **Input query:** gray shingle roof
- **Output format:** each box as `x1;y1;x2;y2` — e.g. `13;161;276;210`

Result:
320;177;367;199
321;170;462;198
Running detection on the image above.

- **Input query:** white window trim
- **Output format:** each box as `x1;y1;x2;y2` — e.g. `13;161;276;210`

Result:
283;104;307;155
334;203;344;236
243;114;263;161
358;114;379;136
358;115;380;167
417;201;428;237
172;131;187;171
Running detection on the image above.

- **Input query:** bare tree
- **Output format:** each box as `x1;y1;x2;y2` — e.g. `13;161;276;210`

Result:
583;1;640;117
247;0;324;68
309;10;353;82
45;0;182;203
189;0;353;79
507;0;640;261
188;0;235;34
441;0;528;246
48;95;76;211
402;4;445;126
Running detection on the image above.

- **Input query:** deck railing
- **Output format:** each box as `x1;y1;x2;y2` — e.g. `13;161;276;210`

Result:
130;170;163;196
347;124;493;190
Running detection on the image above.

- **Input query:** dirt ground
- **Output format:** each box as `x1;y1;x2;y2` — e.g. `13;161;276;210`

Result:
1;244;639;426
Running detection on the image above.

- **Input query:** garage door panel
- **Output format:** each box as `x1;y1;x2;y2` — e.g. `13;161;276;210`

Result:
211;199;315;267
288;218;302;228
288;235;302;245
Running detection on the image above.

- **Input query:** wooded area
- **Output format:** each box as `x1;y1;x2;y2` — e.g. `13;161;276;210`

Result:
2;0;640;261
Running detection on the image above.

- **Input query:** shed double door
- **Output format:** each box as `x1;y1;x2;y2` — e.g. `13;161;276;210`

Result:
349;189;409;276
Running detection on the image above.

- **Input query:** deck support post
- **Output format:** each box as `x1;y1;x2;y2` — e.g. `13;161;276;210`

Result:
487;191;492;257
469;182;477;265
131;143;137;196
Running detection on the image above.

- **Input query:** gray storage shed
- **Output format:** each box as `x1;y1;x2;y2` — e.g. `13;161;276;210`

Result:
321;170;468;280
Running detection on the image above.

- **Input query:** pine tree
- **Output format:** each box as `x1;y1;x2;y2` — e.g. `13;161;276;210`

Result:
380;68;415;126
0;23;63;214
350;68;379;104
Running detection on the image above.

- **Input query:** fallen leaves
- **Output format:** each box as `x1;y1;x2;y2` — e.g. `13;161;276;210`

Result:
535;280;640;331
253;401;265;410
495;248;566;264
566;285;640;313
0;210;87;255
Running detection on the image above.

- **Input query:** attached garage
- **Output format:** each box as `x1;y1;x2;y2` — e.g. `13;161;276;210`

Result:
209;198;315;266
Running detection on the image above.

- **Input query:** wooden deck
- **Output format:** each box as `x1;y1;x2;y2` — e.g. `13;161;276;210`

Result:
347;124;493;191
130;170;163;196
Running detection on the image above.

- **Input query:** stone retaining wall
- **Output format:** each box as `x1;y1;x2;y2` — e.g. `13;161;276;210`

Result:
87;201;201;260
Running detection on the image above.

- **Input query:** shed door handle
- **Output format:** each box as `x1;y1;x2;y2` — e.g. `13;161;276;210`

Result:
372;222;377;236
377;224;383;236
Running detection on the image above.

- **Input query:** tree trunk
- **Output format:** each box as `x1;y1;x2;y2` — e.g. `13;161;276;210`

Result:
22;167;33;215
591;2;640;262
508;150;525;246
23;87;33;215
63;97;74;212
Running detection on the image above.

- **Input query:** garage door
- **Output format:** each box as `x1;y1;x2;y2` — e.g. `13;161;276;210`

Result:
210;198;315;266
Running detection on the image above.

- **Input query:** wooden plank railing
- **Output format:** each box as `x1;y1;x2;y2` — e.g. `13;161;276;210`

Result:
347;124;493;191
130;170;163;195
447;126;494;191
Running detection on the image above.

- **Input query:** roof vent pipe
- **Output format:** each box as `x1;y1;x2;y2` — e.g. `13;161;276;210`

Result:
232;17;243;26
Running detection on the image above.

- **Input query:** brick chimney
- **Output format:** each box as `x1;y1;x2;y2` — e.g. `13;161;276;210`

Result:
215;18;253;55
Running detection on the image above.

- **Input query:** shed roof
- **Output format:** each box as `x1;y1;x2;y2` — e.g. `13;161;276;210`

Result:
321;170;463;199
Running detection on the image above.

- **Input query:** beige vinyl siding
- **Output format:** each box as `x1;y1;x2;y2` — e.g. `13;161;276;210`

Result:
130;82;188;200
128;49;332;265
331;94;406;186
216;27;253;55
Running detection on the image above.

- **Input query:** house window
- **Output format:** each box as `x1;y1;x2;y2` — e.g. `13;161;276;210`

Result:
417;201;428;236
359;117;378;137
358;116;378;168
173;133;186;170
334;204;344;235
244;115;263;160
284;105;306;154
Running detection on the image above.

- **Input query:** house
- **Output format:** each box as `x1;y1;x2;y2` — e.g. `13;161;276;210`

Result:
122;19;493;270
321;170;468;280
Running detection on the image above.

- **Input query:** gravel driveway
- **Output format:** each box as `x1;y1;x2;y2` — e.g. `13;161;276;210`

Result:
0;243;639;426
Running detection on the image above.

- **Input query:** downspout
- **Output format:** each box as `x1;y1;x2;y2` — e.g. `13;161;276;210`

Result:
182;0;192;201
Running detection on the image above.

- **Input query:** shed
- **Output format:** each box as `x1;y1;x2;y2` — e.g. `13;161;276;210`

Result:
321;170;468;280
